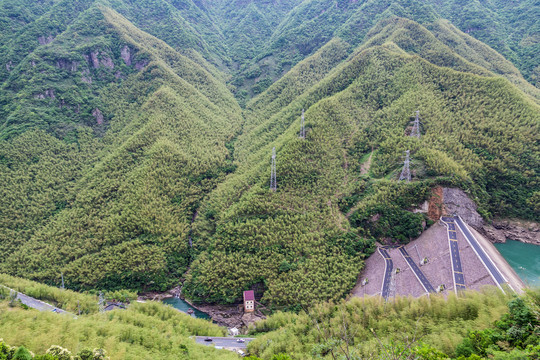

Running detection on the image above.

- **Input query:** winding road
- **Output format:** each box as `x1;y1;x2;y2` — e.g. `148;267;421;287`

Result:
195;336;254;349
1;285;73;316
454;216;506;290
378;247;393;300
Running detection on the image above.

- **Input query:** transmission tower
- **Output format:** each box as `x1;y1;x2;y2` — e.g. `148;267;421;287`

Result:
299;108;305;139
98;292;105;313
410;110;421;138
399;150;411;182
270;147;277;192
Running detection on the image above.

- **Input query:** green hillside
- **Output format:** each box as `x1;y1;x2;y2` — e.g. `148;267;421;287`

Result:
0;0;538;309
228;0;540;97
184;25;540;306
0;6;242;291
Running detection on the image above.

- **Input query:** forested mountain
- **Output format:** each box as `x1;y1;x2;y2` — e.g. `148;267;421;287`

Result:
0;0;538;308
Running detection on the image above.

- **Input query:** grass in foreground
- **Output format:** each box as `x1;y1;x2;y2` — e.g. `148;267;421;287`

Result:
0;299;236;360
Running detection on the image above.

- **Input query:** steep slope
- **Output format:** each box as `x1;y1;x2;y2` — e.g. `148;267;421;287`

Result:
432;0;540;86
0;0;56;38
0;0;95;87
0;6;242;291
211;0;301;65
227;0;539;97
106;0;230;69
428;19;540;100
183;19;539;307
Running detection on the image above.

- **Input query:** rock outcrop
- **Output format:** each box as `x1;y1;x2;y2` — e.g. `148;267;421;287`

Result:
92;108;104;125
490;219;540;245
135;60;148;71
441;187;539;245
121;46;132;65
34;89;55;99
38;34;55;45
56;59;78;72
442;188;484;228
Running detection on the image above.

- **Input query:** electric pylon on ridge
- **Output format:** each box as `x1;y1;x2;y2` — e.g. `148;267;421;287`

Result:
399;150;411;182
299;108;305;139
98;292;105;313
410;110;421;138
270;147;277;192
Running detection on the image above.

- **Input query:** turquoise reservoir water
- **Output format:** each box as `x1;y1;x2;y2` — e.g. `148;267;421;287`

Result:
162;297;211;320
494;240;540;287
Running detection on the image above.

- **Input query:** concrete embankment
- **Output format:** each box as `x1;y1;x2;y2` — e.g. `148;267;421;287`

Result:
352;219;524;300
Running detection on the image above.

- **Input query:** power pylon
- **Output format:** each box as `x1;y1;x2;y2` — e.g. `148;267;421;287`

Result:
399;150;411;182
410;110;421;138
270;147;277;192
98;292;105;313
299;108;305;139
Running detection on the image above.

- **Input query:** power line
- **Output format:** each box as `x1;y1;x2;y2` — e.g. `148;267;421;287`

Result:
98;292;105;313
399;150;411;182
299;108;305;139
410;110;421;138
270;147;277;192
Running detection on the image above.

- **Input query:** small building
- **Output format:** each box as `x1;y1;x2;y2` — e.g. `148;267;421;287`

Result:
229;327;239;336
243;290;255;313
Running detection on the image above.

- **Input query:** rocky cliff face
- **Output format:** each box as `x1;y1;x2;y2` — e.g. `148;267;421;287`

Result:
442;188;484;228
489;219;540;245
441;188;540;245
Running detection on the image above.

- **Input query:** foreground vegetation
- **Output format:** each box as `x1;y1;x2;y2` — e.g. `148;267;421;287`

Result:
0;292;235;360
1;282;538;360
1;340;110;360
246;288;540;360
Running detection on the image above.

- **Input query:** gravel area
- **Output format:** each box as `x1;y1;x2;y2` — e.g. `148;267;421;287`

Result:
402;223;453;295
389;247;427;297
351;246;385;298
455;226;497;290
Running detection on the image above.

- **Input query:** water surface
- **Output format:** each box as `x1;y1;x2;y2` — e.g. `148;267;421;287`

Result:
495;240;540;287
162;297;211;320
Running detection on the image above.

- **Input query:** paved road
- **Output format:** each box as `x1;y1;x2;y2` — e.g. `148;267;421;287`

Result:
398;247;435;293
454;216;506;286
441;217;466;292
195;336;254;349
1;285;73;316
378;247;393;300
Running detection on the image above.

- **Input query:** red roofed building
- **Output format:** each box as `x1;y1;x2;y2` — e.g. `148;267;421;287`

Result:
243;290;255;313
